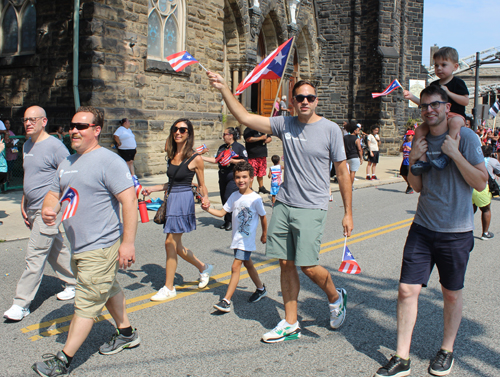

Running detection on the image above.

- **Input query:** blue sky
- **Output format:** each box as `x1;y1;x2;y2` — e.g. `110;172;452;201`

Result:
422;0;499;67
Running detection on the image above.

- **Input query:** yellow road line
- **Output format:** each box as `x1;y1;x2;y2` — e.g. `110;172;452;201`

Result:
23;218;413;340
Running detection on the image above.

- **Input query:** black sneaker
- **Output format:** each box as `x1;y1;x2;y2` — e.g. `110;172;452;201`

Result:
429;154;450;171
249;286;267;303
32;351;69;377
481;231;494;240
405;187;414;194
374;355;411;377
258;186;270;194
214;299;231;312
411;160;432;176
429;349;454;376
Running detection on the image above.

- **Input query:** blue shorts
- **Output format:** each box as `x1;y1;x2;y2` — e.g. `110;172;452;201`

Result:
234;249;252;261
400;223;473;291
270;185;280;196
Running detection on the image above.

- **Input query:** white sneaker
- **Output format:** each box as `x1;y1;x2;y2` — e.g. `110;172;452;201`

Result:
329;288;347;329
262;319;301;343
198;264;214;288
150;286;177;301
56;286;76;301
3;304;30;321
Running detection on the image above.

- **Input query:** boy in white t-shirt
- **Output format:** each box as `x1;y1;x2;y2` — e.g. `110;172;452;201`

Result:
202;161;268;312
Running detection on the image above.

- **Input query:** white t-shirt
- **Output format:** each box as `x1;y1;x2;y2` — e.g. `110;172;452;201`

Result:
0;121;5;131
114;126;137;150
223;191;266;251
367;134;380;152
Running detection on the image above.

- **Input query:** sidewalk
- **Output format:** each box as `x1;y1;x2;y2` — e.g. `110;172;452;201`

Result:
0;156;405;241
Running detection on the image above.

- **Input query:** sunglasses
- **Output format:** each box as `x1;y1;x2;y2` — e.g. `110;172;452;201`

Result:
68;123;96;131
294;94;317;103
418;101;447;111
172;126;189;134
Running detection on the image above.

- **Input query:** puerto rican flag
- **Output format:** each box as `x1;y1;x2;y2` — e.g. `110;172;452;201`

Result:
338;245;361;274
132;175;142;199
166;51;199;72
215;149;239;167
372;79;402;98
235;37;294;95
196;144;207;153
60;187;79;221
490;100;500;119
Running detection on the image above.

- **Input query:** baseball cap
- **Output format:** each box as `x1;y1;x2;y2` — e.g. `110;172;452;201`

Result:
405;130;415;136
356;123;361;128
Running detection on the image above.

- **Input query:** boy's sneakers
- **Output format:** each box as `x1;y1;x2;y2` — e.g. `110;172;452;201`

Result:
329;288;347;329
249;285;267;303
56;286;76;301
410;160;431;176
150;286;176;301
372;175;379;180
213;299;231;312
405;187;414;194
32;351;69;377
429;349;454;376
199;264;214;288
262;319;301;343
3;304;30;321
481;231;494;240
374;355;411;377
366;175;371;180
99;328;141;355
429;154;450;171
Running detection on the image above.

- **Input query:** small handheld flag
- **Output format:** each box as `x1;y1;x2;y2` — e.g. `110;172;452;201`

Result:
489;100;499;119
215;149;239;167
166;51;207;72
60;187;79;221
196;144;207;153
372;79;402;99
132;175;142;199
338;236;361;274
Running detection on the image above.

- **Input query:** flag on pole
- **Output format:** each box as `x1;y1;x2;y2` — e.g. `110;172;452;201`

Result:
489;100;500;118
60;187;79;221
166;51;199;72
132;175;142;199
372;79;402;98
338;239;361;274
235;37;294;95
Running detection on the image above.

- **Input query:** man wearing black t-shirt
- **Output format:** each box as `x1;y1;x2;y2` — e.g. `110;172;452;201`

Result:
244;127;272;194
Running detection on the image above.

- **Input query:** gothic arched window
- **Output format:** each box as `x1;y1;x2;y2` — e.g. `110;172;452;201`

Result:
0;0;36;56
148;0;186;62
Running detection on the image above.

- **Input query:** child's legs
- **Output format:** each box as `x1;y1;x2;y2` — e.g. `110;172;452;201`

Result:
371;162;377;175
350;170;356;184
415;123;429;161
225;259;243;301
366;161;372;175
447;116;465;139
272;195;276;205
243;257;263;289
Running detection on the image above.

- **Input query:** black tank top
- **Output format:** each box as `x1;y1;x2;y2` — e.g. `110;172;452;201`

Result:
343;134;359;160
167;153;198;186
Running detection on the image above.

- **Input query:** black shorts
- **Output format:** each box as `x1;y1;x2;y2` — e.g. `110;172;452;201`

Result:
400;223;473;291
368;151;379;163
117;148;136;162
400;163;409;177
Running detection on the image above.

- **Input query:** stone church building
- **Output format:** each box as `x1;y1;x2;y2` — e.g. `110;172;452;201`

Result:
0;0;425;176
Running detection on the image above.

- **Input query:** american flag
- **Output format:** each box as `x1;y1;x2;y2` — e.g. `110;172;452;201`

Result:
132;175;142;199
338;245;361;274
372;79;402;98
196;144;207;153
235;37;294;95
215;149;239;167
490;100;500;119
166;51;199;72
60;187;79;221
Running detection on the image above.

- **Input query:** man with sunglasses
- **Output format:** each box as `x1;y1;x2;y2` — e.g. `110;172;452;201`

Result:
32;106;140;376
3;106;76;322
374;86;487;377
207;71;353;343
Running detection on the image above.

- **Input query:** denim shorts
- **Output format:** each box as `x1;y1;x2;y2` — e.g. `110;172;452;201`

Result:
400;223;473;291
234;249;252;261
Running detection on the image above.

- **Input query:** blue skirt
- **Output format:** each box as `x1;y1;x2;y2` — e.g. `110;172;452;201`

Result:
163;185;196;234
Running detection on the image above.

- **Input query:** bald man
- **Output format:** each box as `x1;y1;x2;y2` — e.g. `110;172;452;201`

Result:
3;106;76;322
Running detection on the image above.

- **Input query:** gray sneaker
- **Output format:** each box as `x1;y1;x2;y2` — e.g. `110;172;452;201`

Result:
32;351;69;376
99;328;141;355
329;288;347;329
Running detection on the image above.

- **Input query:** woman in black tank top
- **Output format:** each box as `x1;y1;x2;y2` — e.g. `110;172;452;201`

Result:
142;119;214;301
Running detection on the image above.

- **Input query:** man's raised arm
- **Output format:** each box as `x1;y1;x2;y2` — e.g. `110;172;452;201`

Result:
207;71;272;135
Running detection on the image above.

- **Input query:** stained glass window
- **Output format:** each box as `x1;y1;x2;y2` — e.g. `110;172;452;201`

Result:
148;0;185;62
1;0;36;55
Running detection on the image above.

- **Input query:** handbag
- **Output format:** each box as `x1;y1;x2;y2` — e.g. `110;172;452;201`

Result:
484;158;500;197
153;154;198;224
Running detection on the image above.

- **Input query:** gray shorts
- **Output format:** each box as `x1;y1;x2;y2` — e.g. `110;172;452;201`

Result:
347;157;360;172
266;201;327;266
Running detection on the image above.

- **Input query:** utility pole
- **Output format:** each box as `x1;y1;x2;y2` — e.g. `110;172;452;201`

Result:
473;52;480;131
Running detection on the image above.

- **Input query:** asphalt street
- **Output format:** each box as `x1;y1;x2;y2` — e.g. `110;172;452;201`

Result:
1;182;499;377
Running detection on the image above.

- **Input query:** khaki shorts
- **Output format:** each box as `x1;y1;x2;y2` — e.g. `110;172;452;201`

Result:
71;238;122;319
472;185;491;208
266;201;327;266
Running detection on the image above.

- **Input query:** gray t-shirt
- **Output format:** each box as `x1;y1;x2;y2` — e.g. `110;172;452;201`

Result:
50;147;133;253
484;157;500;177
23;136;69;210
414;127;484;233
270;116;346;210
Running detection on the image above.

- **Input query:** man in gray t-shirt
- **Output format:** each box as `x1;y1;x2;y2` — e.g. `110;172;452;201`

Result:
32;106;140;376
3;106;76;323
374;86;488;377
207;71;353;343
